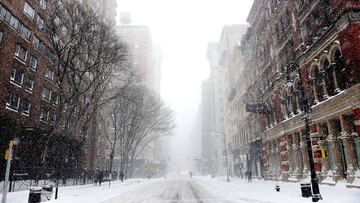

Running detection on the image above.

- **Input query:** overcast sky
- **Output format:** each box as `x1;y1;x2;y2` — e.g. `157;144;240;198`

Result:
116;0;254;171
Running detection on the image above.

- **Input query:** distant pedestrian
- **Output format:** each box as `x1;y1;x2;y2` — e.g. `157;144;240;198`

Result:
119;171;124;182
97;171;104;186
245;171;249;182
248;170;252;182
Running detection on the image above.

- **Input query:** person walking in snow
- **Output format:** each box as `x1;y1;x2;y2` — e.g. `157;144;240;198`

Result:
245;171;249;182
119;171;124;182
248;170;252;182
97;170;104;186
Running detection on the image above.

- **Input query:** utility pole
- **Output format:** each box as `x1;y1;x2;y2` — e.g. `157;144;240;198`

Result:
2;140;14;203
223;132;230;182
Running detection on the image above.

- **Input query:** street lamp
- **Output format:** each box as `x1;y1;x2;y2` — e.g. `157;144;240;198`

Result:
208;130;230;182
286;62;322;202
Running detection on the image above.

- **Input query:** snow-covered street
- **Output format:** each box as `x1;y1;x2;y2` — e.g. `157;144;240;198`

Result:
1;175;359;203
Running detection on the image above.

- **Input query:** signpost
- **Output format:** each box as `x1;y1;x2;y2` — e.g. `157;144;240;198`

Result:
2;140;14;203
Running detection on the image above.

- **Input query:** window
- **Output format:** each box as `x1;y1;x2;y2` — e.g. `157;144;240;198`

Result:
23;2;35;20
6;93;20;111
25;78;34;92
9;16;19;30
42;87;51;101
18;24;31;39
39;0;47;10
28;55;37;70
45;68;54;81
10;69;24;86
0;31;3;43
15;45;27;62
0;5;31;38
61;26;67;36
53;94;59;105
22;99;31;115
54;16;60;26
49;112;56;123
40;108;49;121
36;16;44;30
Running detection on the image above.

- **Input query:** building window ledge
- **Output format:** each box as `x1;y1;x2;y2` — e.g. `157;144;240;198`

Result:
5;106;18;113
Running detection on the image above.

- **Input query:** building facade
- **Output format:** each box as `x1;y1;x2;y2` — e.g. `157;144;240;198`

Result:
0;0;117;178
242;0;360;185
205;25;248;177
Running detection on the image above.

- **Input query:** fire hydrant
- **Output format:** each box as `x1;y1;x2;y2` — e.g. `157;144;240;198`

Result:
275;184;280;192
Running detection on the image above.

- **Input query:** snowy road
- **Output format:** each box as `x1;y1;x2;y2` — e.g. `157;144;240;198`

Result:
103;178;233;203
2;176;360;203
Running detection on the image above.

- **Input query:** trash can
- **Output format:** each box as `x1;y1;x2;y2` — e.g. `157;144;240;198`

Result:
28;187;42;203
42;185;54;200
300;183;312;198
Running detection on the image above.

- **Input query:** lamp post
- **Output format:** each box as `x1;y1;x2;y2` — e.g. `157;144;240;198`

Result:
208;130;230;182
286;62;322;202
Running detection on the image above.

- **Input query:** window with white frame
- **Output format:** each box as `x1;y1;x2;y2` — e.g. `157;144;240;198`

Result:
61;26;67;36
33;37;40;49
6;93;20;111
45;68;54;81
10;69;24;86
25;78;34;92
23;2;35;20
54;16;60;26
42;87;51;101
9;16;19;30
36;16;44;30
39;0;47;10
22;99;31;115
52;94;59;105
28;55;37;70
40;108;49;121
15;45;27;62
49;112;56;123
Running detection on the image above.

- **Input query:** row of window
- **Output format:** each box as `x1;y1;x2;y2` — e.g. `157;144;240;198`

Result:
33;36;56;61
6;93;31;115
10;67;57;101
6;92;56;123
0;3;31;40
15;44;56;79
24;1;45;30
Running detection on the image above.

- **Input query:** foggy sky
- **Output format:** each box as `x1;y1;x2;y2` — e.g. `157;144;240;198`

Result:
116;0;254;172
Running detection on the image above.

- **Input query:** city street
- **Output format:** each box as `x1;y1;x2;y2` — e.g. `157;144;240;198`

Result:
1;175;360;203
102;177;222;202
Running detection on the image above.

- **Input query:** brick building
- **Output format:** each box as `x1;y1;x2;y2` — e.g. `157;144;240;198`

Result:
0;0;117;178
241;0;360;185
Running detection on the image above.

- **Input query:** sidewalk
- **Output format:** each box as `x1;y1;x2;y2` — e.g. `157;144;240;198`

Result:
198;176;360;203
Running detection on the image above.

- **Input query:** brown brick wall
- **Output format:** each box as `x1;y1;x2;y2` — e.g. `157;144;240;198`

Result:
0;0;57;130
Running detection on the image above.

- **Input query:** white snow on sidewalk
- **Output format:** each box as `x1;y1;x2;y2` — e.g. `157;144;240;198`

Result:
197;176;360;203
0;179;155;203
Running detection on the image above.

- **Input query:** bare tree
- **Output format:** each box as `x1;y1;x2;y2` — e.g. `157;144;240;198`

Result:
35;0;130;197
102;86;174;184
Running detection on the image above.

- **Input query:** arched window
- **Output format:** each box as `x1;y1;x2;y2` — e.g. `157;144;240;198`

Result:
294;80;304;112
311;65;325;102
289;86;298;115
282;90;290;119
315;67;325;101
322;57;336;96
333;49;347;90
